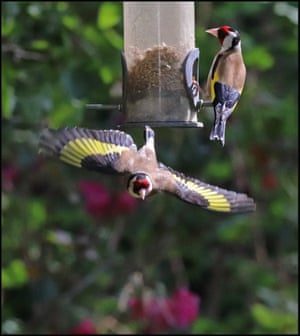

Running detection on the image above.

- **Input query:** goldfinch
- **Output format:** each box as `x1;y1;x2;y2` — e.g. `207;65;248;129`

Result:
39;126;255;213
206;25;246;146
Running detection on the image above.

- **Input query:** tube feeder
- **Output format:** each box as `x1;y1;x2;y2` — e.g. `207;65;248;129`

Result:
87;2;209;128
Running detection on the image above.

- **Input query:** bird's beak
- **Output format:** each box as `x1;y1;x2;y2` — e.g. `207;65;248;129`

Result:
205;28;219;37
139;189;147;200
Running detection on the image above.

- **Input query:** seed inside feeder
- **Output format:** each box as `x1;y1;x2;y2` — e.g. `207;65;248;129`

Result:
125;45;197;123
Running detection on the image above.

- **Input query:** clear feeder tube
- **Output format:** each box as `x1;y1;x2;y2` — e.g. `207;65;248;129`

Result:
123;1;201;126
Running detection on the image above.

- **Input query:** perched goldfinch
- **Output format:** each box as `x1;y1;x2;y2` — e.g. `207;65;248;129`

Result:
206;25;246;146
39;125;255;213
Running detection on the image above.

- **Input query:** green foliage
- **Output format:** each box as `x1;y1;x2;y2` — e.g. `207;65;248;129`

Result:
97;2;122;29
2;259;29;289
244;46;274;70
251;303;297;333
2;1;298;334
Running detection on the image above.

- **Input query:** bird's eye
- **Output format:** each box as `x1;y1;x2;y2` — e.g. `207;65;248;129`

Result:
218;29;227;40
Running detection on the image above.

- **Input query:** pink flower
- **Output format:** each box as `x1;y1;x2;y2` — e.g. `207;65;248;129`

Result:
69;318;97;334
78;181;111;219
78;181;138;219
167;287;200;328
262;172;278;190
129;287;200;333
2;165;19;192
115;192;139;215
129;297;145;320
129;296;170;333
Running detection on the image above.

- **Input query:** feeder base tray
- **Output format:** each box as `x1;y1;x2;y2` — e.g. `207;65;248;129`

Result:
118;121;204;128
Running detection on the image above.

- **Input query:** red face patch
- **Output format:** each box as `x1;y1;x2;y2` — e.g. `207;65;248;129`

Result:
219;25;231;34
133;178;150;194
217;25;232;44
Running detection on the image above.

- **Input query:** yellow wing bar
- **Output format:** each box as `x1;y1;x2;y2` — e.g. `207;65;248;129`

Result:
184;179;231;212
39;127;137;174
160;163;255;213
60;138;128;167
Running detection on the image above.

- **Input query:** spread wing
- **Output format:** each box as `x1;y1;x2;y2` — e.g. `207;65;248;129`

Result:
39;127;137;174
159;163;256;213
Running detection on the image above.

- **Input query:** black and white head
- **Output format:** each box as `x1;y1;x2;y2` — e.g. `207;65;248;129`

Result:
127;173;153;200
206;25;241;51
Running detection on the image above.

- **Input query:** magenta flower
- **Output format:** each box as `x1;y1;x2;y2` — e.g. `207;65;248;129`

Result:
78;181;111;219
262;171;278;190
69;318;97;334
78;181;139;219
129;296;170;333
115;191;139;215
167;287;200;328
129;287;200;333
2;165;19;192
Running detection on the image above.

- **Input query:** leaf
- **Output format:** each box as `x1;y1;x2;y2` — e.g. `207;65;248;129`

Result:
204;160;232;181
2;83;16;119
192;317;222;333
2;259;29;289
62;14;80;30
29;199;46;229
97;3;120;29
2;18;15;36
103;29;123;49
83;25;103;45
48;100;85;128
244;46;274;70
30;39;49;50
251;303;297;333
98;65;114;84
217;217;251;243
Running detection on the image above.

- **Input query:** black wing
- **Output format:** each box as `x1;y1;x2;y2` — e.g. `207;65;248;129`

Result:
159;163;256;213
39;127;137;174
213;82;240;110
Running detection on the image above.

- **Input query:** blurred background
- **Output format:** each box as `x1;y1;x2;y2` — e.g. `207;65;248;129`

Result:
2;2;298;334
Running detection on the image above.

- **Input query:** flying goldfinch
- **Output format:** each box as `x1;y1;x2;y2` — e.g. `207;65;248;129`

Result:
39;126;255;213
206;25;246;146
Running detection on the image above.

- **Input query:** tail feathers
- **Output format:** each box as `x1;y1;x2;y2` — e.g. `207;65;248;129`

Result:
210;120;226;146
144;125;155;150
144;125;155;141
210;99;235;146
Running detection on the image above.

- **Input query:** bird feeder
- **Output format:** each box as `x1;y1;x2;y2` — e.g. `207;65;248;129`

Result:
88;2;207;128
